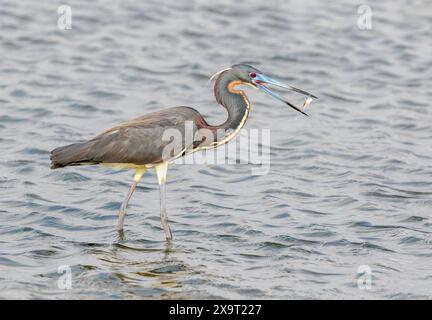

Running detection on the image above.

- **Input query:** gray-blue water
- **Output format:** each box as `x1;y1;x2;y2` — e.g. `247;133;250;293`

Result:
1;0;431;299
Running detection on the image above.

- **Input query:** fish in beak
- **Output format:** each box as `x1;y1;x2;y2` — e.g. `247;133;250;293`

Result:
251;73;318;116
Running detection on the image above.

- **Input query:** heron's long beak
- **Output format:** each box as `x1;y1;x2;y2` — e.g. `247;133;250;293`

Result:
252;74;318;116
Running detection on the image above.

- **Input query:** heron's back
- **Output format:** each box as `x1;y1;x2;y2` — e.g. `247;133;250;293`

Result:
50;106;205;169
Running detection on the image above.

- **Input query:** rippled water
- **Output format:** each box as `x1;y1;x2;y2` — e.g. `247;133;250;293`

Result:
1;0;431;299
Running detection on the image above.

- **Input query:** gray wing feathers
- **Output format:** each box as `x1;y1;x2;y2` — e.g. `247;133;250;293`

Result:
50;107;202;168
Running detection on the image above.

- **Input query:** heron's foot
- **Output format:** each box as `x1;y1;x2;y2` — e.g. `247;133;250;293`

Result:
117;228;126;241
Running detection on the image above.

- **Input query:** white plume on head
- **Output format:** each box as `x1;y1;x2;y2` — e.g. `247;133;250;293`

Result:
209;67;232;83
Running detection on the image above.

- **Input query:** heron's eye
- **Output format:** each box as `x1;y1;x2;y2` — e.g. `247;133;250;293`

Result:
249;72;256;78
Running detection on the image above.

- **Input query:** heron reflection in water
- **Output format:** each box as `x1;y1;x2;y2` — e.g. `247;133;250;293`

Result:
50;64;317;240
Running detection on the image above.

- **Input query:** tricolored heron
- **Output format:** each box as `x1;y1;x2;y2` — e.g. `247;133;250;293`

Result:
50;64;317;240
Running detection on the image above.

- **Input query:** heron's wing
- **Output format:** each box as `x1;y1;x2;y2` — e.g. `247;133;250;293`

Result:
86;107;201;165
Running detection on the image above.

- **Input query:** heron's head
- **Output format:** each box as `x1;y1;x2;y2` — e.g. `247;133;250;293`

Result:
211;64;318;116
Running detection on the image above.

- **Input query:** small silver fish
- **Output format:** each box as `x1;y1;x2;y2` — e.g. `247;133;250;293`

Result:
302;97;313;111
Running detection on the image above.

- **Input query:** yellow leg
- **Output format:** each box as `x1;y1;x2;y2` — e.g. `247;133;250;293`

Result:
117;168;146;230
154;162;172;240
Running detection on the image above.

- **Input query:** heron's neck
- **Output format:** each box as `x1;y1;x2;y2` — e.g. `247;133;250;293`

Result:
209;72;251;144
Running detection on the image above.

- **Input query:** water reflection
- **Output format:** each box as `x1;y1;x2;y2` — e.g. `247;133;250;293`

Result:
84;234;189;296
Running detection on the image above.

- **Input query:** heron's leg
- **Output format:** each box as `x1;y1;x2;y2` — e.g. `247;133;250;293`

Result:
155;162;172;240
117;168;146;230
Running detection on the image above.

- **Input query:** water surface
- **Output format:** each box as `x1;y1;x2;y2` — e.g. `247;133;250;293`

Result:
0;0;431;299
